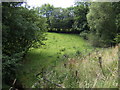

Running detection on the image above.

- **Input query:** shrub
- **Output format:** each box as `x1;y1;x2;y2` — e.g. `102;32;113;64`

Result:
2;2;47;85
80;31;89;40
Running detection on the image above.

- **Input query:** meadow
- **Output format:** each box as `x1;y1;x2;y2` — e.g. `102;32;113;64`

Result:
17;32;94;87
17;32;118;88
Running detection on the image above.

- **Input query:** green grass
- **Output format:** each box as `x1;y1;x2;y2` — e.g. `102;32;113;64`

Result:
17;32;93;87
33;45;118;88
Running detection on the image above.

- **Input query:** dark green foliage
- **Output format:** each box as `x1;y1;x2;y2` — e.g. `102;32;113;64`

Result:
116;14;120;33
37;3;89;34
48;3;89;34
112;2;120;33
2;52;23;84
38;5;75;33
73;2;89;32
3;6;47;54
49;7;74;33
112;2;120;44
36;4;54;27
87;2;117;47
2;2;47;85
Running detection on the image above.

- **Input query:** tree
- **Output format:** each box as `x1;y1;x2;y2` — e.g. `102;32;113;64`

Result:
112;2;120;44
73;2;89;33
87;2;116;47
49;7;74;33
2;2;47;85
37;4;54;27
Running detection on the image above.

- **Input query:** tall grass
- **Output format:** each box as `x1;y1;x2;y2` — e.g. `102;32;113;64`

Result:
33;45;118;88
17;32;118;88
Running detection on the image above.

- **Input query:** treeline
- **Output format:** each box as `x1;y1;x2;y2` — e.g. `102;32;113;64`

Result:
35;2;89;33
2;2;47;86
37;2;120;47
86;2;120;47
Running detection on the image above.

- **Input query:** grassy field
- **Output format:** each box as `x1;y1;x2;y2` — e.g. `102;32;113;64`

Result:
17;32;94;87
17;32;118;88
33;45;118;88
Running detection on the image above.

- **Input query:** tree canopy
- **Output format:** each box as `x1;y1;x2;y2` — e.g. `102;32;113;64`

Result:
87;2;117;47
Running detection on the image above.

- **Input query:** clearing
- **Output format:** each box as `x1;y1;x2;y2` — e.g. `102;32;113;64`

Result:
17;32;93;87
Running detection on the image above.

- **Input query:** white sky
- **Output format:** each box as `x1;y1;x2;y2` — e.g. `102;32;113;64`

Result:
27;0;76;8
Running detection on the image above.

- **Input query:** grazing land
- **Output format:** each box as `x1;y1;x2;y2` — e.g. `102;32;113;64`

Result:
17;32;118;88
17;32;94;87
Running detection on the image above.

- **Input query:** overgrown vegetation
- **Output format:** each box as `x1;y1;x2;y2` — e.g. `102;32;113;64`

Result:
2;2;47;86
32;44;118;88
87;2;116;47
2;1;120;89
32;45;118;88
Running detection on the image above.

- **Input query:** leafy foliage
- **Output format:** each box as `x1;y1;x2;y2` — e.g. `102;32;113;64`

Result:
2;52;23;84
49;7;74;33
73;2;89;32
2;2;47;85
112;2;120;33
36;4;54;27
87;2;117;47
37;4;75;33
38;3;89;34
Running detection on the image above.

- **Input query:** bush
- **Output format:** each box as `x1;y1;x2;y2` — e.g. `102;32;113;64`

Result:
80;31;89;40
2;2;47;85
2;52;24;84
